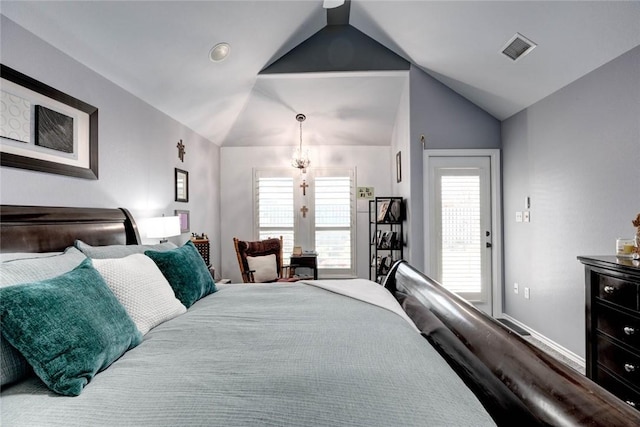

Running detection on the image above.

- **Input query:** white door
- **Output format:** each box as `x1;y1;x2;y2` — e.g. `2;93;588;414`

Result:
428;155;494;315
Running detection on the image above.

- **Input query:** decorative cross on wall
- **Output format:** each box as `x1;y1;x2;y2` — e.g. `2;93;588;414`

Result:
177;139;186;162
300;205;309;218
300;180;309;196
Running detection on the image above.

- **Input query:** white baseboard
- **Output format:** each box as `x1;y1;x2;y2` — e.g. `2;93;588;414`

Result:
500;314;586;369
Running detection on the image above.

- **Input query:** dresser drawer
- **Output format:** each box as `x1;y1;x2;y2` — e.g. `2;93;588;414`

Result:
597;366;640;410
597;303;640;349
597;335;640;383
597;274;639;310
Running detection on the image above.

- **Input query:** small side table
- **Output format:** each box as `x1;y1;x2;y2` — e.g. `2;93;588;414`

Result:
290;255;318;280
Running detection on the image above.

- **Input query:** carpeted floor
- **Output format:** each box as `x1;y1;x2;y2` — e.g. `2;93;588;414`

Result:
522;335;585;375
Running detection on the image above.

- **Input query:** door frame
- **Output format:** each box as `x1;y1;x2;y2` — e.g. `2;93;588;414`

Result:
423;149;503;318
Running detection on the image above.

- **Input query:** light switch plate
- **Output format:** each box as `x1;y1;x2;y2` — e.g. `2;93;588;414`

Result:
516;211;523;222
523;211;530;222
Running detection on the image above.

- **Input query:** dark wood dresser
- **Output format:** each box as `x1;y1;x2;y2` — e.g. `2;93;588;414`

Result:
579;255;640;410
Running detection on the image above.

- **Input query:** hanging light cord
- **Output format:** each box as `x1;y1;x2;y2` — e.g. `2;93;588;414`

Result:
299;119;303;152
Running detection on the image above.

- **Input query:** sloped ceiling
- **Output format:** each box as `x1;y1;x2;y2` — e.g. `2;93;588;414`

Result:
1;1;639;147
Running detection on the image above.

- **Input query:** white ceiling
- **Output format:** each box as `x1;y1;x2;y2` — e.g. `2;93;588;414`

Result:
2;1;639;147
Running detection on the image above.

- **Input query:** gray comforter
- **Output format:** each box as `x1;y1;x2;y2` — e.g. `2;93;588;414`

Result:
1;283;496;426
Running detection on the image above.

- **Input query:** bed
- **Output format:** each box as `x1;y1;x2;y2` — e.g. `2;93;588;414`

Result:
1;205;638;426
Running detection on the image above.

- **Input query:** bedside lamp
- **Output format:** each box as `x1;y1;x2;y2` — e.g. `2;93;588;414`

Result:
146;215;181;243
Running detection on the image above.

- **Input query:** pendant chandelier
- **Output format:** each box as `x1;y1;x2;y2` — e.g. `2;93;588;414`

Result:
291;113;310;173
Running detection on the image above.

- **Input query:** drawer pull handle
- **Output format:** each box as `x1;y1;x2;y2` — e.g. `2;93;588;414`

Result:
603;285;615;294
624;326;637;335
626;400;636;408
624;363;636;373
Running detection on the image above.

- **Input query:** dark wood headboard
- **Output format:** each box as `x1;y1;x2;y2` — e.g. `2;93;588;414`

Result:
0;205;141;253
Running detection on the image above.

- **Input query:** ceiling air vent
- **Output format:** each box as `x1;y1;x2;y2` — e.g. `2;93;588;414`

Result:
501;33;537;62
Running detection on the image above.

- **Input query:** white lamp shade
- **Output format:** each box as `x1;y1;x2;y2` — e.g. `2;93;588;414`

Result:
146;216;181;239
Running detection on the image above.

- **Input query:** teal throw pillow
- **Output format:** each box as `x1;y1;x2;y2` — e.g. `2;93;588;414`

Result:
0;258;143;396
145;241;216;308
0;246;88;387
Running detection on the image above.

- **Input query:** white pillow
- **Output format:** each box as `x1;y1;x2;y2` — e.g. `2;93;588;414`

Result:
93;254;186;335
246;254;278;282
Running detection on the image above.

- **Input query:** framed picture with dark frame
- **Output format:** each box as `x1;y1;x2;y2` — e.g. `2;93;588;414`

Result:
396;151;402;183
175;168;189;202
0;64;99;179
175;209;190;233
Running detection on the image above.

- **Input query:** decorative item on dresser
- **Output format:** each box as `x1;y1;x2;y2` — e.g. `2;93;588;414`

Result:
633;213;640;256
578;255;640;410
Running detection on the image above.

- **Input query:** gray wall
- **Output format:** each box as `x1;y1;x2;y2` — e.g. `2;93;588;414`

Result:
390;76;411;261
408;65;501;271
0;17;221;272
502;45;640;357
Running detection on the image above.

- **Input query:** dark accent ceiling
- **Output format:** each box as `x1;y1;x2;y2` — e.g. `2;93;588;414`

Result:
260;0;408;75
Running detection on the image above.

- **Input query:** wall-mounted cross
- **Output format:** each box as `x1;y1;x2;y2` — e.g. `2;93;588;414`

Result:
300;180;309;196
177;139;186;162
300;205;308;218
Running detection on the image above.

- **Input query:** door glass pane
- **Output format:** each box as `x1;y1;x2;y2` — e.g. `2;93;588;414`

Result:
440;175;481;294
315;176;351;270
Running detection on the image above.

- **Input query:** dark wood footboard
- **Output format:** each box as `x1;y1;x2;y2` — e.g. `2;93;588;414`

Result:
384;260;640;426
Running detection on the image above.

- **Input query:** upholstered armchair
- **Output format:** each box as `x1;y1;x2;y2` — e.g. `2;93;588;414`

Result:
233;236;299;283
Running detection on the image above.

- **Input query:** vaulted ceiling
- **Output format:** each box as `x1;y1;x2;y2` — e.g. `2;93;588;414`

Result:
2;1;639;147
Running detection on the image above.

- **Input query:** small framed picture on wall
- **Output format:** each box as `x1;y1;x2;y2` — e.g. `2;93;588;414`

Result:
175;210;190;233
175;168;189;202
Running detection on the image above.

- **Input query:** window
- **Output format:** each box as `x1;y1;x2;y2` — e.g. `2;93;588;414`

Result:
255;173;295;256
255;168;355;278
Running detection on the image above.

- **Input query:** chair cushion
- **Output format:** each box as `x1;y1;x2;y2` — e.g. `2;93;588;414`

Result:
247;254;278;282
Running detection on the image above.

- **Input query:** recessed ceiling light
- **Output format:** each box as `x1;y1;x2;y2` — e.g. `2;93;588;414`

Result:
209;42;230;62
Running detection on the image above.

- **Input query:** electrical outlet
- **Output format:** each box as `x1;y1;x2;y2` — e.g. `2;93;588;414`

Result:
514;283;519;294
523;211;530;222
515;211;523;222
524;287;530;299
